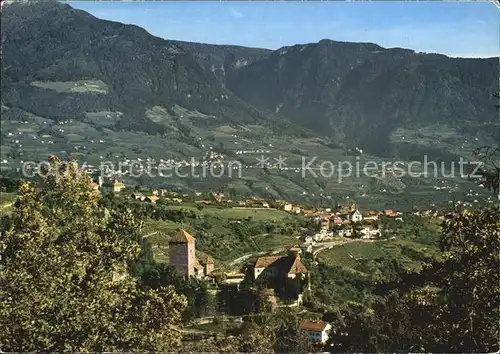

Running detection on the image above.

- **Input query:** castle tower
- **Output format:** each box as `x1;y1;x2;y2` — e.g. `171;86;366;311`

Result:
169;229;196;278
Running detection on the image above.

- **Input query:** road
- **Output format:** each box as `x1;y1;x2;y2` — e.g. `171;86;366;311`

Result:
229;239;368;265
229;246;286;266
142;231;158;239
229;252;266;266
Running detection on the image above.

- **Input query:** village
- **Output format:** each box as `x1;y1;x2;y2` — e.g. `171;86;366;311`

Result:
92;173;448;344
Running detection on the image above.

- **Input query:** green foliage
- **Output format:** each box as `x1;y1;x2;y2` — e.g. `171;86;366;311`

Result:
0;175;22;193
329;205;500;352
0;156;187;351
140;263;215;322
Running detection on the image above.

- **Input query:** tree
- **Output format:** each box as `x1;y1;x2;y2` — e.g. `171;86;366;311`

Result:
434;206;500;351
141;262;212;322
237;320;275;354
273;310;317;353
353;205;500;352
0;156;187;352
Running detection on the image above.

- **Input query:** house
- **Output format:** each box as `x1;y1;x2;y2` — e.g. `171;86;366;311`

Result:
312;233;322;242
262;201;270;208
319;218;330;229
253;254;307;281
88;181;99;191
300;243;313;254
222;273;245;285
384;209;398;217
350;210;363;223
360;226;380;239
301;230;316;244
303;235;315;244
110;179;125;193
131;192;145;201
302;209;315;216
292;206;301;214
145;196;160;203
283;203;293;212
364;213;379;222
193;263;205;278
102;179;125;193
332;216;343;225
338;226;353;237
300;320;332;344
199;256;214;276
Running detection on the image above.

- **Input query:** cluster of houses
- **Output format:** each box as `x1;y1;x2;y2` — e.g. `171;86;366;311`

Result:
220;247;333;343
87;174;189;204
131;190;183;204
295;202;404;250
88;177;125;193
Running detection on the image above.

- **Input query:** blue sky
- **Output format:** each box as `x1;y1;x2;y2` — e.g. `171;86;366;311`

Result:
68;1;499;58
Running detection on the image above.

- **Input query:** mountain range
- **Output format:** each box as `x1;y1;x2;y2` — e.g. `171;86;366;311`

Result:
3;1;498;149
177;40;498;156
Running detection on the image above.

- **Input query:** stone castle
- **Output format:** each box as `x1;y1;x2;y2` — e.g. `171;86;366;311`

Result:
169;229;214;278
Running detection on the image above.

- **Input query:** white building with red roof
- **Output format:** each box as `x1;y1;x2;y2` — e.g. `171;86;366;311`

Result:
300;319;332;343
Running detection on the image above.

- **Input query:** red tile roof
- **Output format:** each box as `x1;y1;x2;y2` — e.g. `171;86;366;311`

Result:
300;319;329;332
255;255;307;274
169;229;195;243
384;209;397;216
288;256;307;274
255;256;281;268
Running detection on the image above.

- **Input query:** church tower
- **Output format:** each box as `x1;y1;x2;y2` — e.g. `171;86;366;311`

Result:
169;229;196;277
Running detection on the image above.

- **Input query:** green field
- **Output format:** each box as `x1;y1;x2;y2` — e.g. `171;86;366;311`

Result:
318;237;441;275
167;205;290;221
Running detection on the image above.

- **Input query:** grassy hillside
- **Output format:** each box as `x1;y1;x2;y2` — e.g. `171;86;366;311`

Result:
139;205;304;265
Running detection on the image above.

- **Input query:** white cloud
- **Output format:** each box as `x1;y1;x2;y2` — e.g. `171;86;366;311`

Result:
230;8;243;19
